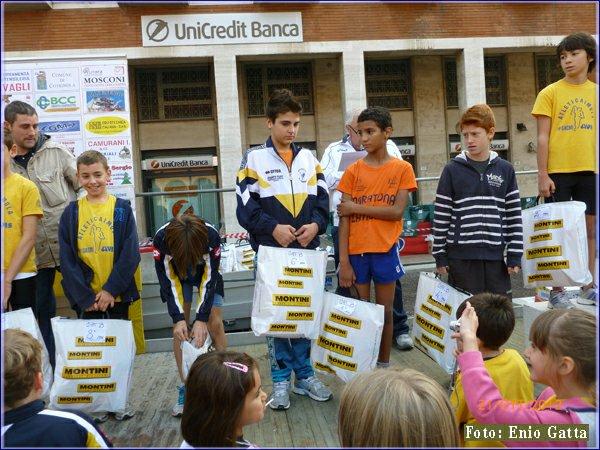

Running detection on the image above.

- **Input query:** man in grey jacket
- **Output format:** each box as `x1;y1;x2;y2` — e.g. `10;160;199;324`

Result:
4;101;79;366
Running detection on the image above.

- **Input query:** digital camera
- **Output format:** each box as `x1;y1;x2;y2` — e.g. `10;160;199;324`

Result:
449;320;461;332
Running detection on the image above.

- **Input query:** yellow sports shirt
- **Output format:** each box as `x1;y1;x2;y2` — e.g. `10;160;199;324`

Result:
77;195;116;294
531;79;597;174
451;348;534;447
2;173;43;276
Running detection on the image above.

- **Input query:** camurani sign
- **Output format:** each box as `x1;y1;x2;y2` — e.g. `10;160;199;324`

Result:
141;13;302;47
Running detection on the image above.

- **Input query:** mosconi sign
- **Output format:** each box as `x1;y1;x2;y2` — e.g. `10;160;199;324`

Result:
141;12;302;47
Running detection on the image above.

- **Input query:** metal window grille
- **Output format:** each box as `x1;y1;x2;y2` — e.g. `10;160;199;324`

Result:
136;67;213;121
484;56;507;106
535;55;563;92
444;56;507;107
444;58;458;108
245;63;314;117
365;59;412;109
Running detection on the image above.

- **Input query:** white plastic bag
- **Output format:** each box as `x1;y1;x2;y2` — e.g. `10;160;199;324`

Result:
181;335;212;380
49;316;135;414
411;272;470;374
521;201;592;288
219;244;237;274
251;245;327;339
2;307;54;399
234;244;255;271
312;292;384;383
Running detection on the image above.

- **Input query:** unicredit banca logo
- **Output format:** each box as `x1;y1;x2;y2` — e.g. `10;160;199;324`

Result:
146;19;169;42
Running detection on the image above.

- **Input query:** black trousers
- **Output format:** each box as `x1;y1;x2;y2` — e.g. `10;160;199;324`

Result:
448;259;511;298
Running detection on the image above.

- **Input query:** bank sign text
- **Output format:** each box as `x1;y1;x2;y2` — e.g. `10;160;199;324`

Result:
141;12;302;47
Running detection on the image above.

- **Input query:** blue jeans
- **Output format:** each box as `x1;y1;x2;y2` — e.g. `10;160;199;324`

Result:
35;267;57;368
267;337;314;383
332;226;409;336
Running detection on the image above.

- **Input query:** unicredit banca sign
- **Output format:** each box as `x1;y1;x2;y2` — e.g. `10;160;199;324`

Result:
141;12;302;47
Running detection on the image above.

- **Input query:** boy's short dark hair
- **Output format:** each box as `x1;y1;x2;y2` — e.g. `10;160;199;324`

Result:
357;106;392;130
266;89;302;122
77;150;109;171
4;101;37;125
456;293;515;350
557;32;597;73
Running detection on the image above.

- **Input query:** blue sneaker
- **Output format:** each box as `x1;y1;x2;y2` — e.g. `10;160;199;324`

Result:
577;285;597;306
172;385;185;417
548;290;574;309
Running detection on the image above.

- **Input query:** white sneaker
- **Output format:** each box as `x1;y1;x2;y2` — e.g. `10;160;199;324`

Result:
577;286;598;306
548;290;574;309
171;384;185;417
269;380;291;410
395;333;414;350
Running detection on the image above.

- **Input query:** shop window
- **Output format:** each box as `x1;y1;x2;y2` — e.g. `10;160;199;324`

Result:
443;56;507;107
365;59;412;110
245;63;314;117
135;66;213;121
535;54;563;92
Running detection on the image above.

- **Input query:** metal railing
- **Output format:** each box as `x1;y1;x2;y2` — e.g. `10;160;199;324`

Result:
134;170;540;197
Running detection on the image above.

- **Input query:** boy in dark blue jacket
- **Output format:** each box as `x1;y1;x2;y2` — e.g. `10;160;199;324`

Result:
236;89;331;410
58;150;140;422
432;104;523;297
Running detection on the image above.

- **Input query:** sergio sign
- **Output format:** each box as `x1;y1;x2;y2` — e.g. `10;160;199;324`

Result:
142;12;302;47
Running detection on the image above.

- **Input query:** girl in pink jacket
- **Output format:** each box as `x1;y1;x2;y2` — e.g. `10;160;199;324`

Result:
455;306;596;447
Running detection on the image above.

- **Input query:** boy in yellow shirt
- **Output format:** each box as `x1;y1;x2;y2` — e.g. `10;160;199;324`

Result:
2;141;43;312
58;150;140;422
451;293;533;447
532;32;597;307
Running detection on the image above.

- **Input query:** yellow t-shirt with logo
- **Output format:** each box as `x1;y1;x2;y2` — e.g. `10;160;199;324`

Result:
451;348;534;447
77;195;116;294
2;173;43;276
531;79;597;173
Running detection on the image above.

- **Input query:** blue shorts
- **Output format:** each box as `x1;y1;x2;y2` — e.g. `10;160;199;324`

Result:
349;243;405;284
182;280;224;307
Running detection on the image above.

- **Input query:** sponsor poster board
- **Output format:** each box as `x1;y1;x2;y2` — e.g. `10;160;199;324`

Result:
3;58;136;210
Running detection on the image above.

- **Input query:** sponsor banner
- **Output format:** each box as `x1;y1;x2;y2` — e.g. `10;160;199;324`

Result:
2;70;32;94
54;138;84;157
142;155;216;170
35;92;82;115
67;351;102;360
84;114;130;137
450;138;509;154
77;382;117;393
327;354;357;372
34;67;79;91
420;303;442;320
38;118;82;137
86;137;133;160
536;260;570;271
323;323;348;338
314;361;336;374
108;162;134;186
420;333;446;353
285;311;314;321
317;335;354;358
57;396;93;404
277;279;303;289
415;314;445;339
85;90;127;113
81;65;127;89
530;232;552;243
528;273;553;283
426;295;453;314
141;12;303;47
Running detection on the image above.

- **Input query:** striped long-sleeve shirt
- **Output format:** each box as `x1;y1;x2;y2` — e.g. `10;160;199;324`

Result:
432;152;523;268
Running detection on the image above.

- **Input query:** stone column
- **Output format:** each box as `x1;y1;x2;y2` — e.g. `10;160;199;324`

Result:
457;46;486;109
340;50;367;119
213;53;244;234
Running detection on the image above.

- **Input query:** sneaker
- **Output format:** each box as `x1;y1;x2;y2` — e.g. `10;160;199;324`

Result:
395;333;414;351
577;286;598;306
171;385;185;417
113;409;135;421
548;290;574;309
376;361;390;369
269;380;291;410
92;413;109;424
293;376;333;402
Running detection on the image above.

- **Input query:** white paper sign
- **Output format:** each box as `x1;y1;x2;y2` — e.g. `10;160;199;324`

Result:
334;298;357;316
287;249;308;267
338;150;367;171
84;321;106;343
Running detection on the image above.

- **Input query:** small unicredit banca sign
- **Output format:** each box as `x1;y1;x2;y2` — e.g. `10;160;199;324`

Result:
142;156;217;171
141;12;302;47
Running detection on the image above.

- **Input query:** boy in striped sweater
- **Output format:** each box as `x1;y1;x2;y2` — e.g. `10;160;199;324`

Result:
432;104;523;297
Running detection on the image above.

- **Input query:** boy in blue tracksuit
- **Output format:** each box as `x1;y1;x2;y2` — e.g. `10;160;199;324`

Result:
432;104;523;297
58;150;140;422
236;89;331;410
